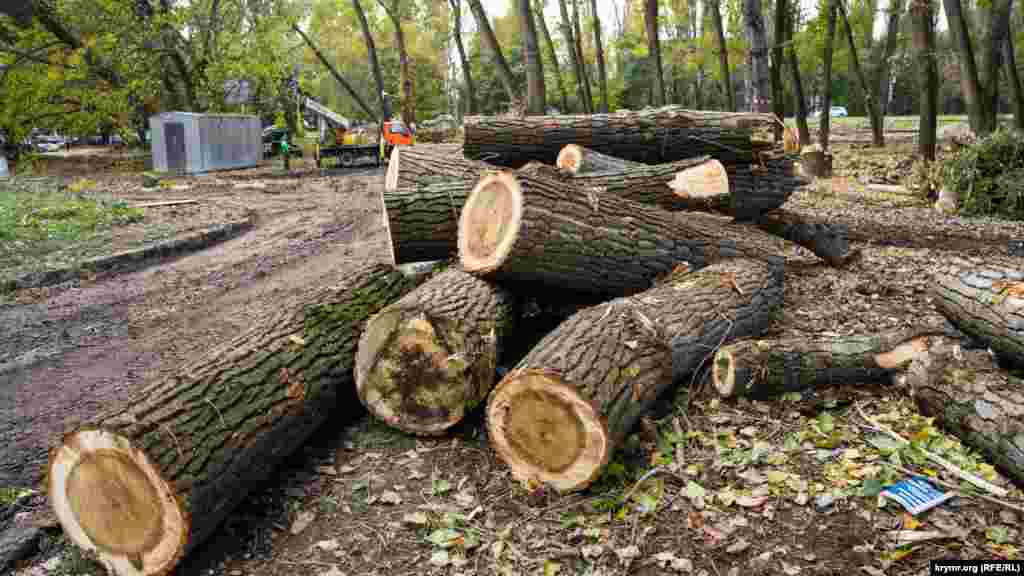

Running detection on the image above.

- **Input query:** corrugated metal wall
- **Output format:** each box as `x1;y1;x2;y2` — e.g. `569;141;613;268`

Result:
150;113;261;174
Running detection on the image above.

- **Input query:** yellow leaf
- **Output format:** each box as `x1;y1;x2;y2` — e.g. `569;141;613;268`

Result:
887;546;915;561
902;513;921;530
543;560;562;576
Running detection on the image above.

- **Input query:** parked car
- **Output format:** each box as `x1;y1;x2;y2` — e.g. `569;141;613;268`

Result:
34;135;65;153
811;106;849;118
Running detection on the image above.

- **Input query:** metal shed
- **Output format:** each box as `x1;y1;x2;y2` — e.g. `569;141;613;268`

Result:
149;112;262;174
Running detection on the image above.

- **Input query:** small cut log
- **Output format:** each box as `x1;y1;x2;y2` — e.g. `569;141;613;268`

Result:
384;144;493;192
555;144;644;174
713;327;944;399
382;181;474;264
752;210;855;267
46;264;420;576
486;257;784;492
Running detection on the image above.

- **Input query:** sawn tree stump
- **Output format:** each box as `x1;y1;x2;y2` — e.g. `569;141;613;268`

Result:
47;264;422;576
486;258;784;492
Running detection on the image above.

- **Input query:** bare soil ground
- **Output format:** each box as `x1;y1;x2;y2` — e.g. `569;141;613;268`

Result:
5;134;1024;576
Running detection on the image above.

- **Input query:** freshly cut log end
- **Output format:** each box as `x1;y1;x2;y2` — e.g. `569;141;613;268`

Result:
458;172;523;275
49;428;187;576
384;145;402;192
356;267;514;435
712;328;941;399
668;159;730;206
486;369;610;492
555;145;642;175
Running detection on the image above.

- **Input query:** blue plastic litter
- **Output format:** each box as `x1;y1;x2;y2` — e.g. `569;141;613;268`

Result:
879;476;956;515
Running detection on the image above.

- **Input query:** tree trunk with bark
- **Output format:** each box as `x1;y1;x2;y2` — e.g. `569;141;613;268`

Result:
902;337;1024;490
1004;34;1024;131
292;24;375;118
942;0;1013;136
353;0;390;121
558;0;590;113
572;0;593;110
932;261;1024;369
713;327;942;399
355;268;515;435
467;0;519;102
589;0;610;112
382;181;475;264
750;209;854;266
708;0;735;112
556;144;644;173
785;0;810;148
771;0;787;139
911;0;938;161
380;1;415;126
645;0;666;106
744;0;772;113
819;0;838;149
534;0;570;112
46;264;422;576
450;0;478;115
385;144;492;192
875;0;904;119
837;1;884;147
486;257;784;492
462;107;778;166
518;0;546;114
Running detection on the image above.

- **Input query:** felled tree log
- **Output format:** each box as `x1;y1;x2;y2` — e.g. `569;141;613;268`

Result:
382;181;474;264
713;327;943;399
932;262;1024;369
902;337;1024;489
486;258;784;492
384;144;493;192
752;210;855;267
727;154;808;220
556;144;644;174
463;107;778;167
47;264;421;576
355;267;515;435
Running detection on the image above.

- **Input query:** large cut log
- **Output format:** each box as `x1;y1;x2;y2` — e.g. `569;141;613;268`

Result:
384;144;493;192
463;107;778;167
382;181;474;264
46;264;423;576
752;210;855;267
486;257;784;492
932;261;1024;369
713;327;944;399
556;144;644;174
726;154;808;220
355;267;515;435
901;337;1024;490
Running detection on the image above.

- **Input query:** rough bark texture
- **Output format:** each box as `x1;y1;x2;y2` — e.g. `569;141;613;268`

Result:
47;264;420;576
355;267;515;435
467;0;518;101
644;0;666;106
558;0;589;113
837;1;884;147
708;0;735;112
486;258;784;492
462;107;778;167
573;0;593;110
589;0;609;113
752;210;853;266
820;0;837;150
450;0;477;115
554;156;724;210
353;0;389;122
744;0;772;113
942;0;1013;136
785;1;810;147
932;262;1024;369
714;327;943;399
771;0;787;138
1004;33;1024;131
385;144;492;191
726;154;808;219
383;181;474;264
556;144;644;174
902;337;1024;490
912;0;938;161
534;0;569;113
518;0;546;114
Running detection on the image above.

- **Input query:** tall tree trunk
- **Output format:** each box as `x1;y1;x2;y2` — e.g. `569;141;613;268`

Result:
819;0;837;149
1004;33;1024;130
771;0;786;135
589;0;610;112
645;0;665;106
519;0;547;114
942;0;1013;136
912;0;938;161
743;0;772;112
785;0;810;147
573;0;594;110
467;0;519;102
353;0;391;122
876;0;904;118
558;0;589;112
708;0;735;111
535;0;570;112
837;1;884;146
450;0;478;115
381;2;415;127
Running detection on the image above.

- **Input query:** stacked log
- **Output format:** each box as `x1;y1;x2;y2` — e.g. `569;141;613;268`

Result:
47;263;425;576
384;144;494;192
486;258;784;492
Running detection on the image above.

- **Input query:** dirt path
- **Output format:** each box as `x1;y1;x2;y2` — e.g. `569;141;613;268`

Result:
0;165;388;487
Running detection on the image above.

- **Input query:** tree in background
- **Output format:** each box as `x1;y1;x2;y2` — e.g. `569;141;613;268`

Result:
517;0;545;113
942;0;1013;136
467;0;518;103
589;0;609;112
450;0;477;115
557;0;589;112
533;0;569;112
644;0;665;106
707;0;735;111
911;0;937;161
744;0;771;112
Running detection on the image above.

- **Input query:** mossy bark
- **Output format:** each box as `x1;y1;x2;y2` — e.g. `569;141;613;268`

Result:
752;210;854;266
385;144;493;192
383;181;474;264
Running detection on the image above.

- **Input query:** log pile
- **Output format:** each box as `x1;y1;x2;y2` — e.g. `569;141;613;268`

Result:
48;110;1024;576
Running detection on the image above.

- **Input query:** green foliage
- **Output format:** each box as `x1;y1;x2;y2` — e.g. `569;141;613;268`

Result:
942;129;1024;219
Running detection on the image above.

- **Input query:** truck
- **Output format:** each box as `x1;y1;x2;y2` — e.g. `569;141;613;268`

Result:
290;92;413;169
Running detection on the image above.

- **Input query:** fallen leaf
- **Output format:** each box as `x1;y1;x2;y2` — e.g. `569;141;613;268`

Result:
289;511;315;535
427;528;462;548
726;539;750;554
766;470;790;484
543;560;562;576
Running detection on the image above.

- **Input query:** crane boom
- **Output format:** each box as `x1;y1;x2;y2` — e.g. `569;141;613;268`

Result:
301;96;350;130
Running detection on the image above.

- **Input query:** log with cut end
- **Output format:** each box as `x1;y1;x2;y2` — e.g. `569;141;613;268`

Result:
713;327;944;399
457;164;745;296
932;262;1024;368
46;264;421;576
556;144;644;174
563;157;730;211
384;144;494;192
382;181;474;264
486;258;784;492
902;337;1024;489
355;267;515;435
752;210;855;267
726;154;808;220
463;107;778;167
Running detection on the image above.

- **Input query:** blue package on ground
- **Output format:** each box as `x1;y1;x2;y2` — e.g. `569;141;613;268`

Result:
879;476;956;515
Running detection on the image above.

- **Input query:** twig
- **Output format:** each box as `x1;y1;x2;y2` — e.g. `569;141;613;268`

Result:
855;402;1009;498
131;199;199;208
204;398;227;430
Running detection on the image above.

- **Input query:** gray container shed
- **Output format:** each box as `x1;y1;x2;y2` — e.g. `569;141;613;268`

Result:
149;112;262;174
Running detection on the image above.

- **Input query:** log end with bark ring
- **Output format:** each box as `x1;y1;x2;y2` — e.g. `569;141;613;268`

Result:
555;144;584;174
458;171;522;275
48;428;187;576
486;370;610;493
668;159;730;201
384;145;402;192
356;307;492;435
